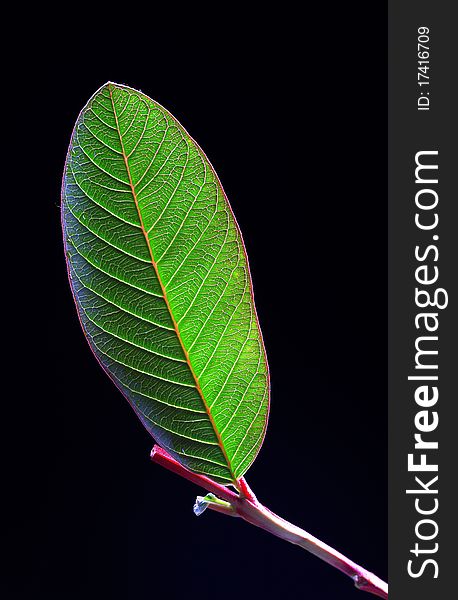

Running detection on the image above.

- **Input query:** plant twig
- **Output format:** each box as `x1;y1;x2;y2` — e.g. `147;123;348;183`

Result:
150;445;239;503
150;445;388;599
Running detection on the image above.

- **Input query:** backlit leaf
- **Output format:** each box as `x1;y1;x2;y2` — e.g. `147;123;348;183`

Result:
62;82;269;484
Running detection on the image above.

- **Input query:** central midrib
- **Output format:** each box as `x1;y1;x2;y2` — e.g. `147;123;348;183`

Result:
108;84;237;486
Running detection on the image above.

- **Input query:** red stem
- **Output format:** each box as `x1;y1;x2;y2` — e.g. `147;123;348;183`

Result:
150;445;388;599
150;446;238;503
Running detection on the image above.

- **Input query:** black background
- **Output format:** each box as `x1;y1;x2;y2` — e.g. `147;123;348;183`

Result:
6;5;386;599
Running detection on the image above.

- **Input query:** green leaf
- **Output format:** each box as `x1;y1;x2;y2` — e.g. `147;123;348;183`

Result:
62;82;269;485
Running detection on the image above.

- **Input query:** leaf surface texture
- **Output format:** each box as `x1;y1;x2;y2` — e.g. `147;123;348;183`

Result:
62;83;269;483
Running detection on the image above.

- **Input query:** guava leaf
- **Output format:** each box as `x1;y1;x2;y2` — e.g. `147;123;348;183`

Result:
62;82;269;484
